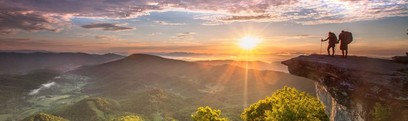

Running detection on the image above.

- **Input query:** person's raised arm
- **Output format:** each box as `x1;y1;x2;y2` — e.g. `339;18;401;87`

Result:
321;37;329;42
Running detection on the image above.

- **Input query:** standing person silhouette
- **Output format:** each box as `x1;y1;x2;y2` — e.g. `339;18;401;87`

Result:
338;30;353;58
321;32;337;56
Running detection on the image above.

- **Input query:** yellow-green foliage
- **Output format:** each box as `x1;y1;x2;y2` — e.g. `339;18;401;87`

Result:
191;106;228;121
111;114;144;121
371;103;391;121
24;113;68;121
241;86;328;121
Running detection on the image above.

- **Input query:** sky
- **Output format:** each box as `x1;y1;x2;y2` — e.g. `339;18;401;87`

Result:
0;0;407;58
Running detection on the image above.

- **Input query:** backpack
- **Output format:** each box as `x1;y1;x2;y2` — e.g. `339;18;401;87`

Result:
343;31;353;44
329;33;337;44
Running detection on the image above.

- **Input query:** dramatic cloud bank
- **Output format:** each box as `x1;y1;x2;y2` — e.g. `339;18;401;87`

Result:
195;0;408;25
0;0;407;33
0;9;70;34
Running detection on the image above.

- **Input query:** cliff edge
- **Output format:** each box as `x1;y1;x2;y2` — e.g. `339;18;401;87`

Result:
282;54;407;121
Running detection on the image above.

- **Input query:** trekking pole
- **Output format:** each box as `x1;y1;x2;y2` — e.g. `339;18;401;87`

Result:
320;39;322;55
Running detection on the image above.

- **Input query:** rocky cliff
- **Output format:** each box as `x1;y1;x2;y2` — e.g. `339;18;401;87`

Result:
282;54;407;121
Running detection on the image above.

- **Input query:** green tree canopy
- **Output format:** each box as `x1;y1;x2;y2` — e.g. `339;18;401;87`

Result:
191;106;228;121
241;86;328;121
110;113;144;121
24;113;68;121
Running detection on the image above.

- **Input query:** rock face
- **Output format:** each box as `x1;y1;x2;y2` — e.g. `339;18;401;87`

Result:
392;55;408;64
282;54;408;121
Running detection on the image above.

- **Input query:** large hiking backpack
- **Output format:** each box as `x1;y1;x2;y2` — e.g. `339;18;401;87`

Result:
329;32;337;43
344;31;353;44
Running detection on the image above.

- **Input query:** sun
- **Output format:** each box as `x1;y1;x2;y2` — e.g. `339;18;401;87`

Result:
238;36;260;50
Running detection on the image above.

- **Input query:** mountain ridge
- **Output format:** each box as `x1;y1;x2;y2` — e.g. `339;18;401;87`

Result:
72;53;205;78
0;52;124;74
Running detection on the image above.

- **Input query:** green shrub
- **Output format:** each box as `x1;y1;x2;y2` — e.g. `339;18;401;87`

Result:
241;86;328;121
111;114;144;121
191;106;228;121
23;113;68;121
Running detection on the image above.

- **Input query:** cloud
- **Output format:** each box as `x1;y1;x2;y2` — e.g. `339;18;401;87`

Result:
193;0;408;25
0;0;145;34
149;32;162;36
0;10;69;34
293;35;320;39
154;21;186;26
171;32;197;40
81;23;134;31
0;0;154;19
95;35;119;40
0;0;407;33
260;35;321;42
177;32;196;37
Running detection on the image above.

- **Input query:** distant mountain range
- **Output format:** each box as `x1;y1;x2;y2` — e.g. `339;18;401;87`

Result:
0;53;316;120
0;52;124;74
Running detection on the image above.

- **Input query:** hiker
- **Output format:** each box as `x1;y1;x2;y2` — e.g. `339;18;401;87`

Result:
321;32;337;56
338;30;353;58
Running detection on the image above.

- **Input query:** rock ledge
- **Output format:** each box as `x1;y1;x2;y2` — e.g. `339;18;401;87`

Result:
282;54;407;120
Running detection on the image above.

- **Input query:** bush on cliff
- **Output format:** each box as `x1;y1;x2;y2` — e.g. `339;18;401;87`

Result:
241;86;329;121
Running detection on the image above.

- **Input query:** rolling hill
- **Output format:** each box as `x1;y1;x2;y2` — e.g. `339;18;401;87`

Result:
53;97;119;121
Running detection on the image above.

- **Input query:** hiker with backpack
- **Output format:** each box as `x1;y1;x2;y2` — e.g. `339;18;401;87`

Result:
321;32;338;56
338;30;353;58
